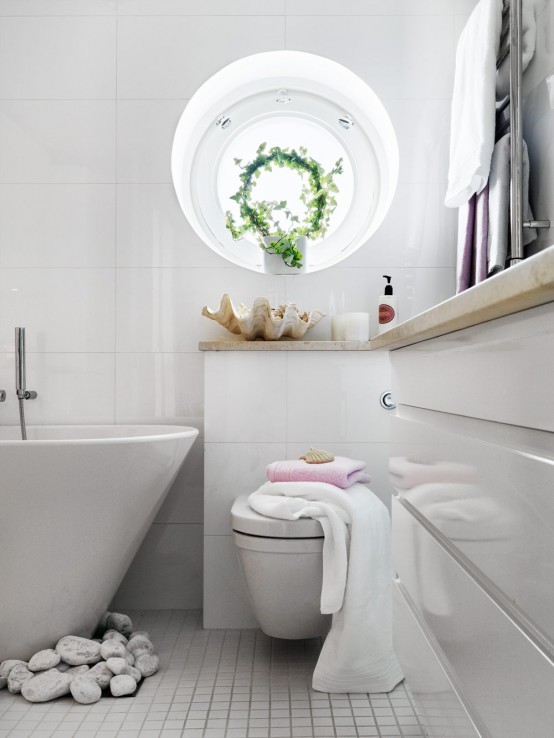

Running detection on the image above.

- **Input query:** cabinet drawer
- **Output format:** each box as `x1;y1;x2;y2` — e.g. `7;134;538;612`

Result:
393;580;481;738
390;406;554;650
392;498;554;738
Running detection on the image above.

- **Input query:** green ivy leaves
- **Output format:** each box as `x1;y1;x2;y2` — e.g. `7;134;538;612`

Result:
225;143;343;269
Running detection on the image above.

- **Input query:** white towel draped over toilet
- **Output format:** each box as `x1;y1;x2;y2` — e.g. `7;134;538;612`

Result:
249;481;404;693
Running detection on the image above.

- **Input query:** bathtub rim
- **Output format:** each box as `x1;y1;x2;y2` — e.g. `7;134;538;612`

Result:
0;424;199;446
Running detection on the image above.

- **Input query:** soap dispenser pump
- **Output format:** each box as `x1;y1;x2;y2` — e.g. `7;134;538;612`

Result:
378;275;398;334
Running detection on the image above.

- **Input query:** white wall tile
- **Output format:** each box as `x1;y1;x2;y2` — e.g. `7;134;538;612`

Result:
0;185;115;268
118;0;285;14
204;352;287;442
286;441;394;510
116;267;286;352
114;523;203;609
0;0;115;14
386;99;451;185
115;352;204;430
204;535;257;628
117;101;185;184
286;352;391;443
0;268;115;352
0;17;115;99
116;184;227;268
117;16;285;99
0;101;116;183
286;0;453;14
454;0;478;12
204;442;286;534
155;438;204;525
285;14;455;101
0;352;115;425
343;183;457;270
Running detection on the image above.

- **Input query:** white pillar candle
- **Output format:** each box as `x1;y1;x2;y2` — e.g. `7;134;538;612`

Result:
343;312;370;341
331;315;347;341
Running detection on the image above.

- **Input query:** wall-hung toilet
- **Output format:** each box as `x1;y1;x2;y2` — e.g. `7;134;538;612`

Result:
231;496;331;639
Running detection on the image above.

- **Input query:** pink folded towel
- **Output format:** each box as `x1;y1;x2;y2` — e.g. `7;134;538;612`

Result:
266;456;371;489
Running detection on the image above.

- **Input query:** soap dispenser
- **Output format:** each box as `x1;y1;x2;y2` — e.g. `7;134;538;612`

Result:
378;275;398;334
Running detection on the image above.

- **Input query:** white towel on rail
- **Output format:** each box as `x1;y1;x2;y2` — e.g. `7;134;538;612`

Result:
445;0;503;208
249;481;404;694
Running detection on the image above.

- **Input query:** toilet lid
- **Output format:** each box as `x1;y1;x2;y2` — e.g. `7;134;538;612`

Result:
231;496;324;539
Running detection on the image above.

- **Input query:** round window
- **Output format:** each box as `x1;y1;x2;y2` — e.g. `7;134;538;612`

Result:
171;51;398;274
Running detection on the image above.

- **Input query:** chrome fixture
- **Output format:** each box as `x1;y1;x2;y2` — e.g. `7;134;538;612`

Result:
15;327;37;441
380;391;396;410
338;113;355;130
216;114;232;129
497;0;552;266
275;89;292;104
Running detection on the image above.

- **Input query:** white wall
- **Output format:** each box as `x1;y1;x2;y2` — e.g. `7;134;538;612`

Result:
203;349;397;628
0;0;459;609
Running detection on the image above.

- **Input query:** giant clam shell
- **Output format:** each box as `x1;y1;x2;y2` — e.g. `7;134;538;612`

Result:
202;293;325;341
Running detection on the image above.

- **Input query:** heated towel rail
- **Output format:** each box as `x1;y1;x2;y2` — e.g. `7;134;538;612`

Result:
499;0;552;264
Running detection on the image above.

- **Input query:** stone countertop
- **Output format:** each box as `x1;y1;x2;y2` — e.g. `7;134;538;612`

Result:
372;245;554;350
199;340;372;351
199;246;554;353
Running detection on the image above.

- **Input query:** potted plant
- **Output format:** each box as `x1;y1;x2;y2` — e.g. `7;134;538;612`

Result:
225;143;343;274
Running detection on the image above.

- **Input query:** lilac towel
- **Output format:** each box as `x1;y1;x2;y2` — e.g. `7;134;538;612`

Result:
456;184;489;293
266;457;371;489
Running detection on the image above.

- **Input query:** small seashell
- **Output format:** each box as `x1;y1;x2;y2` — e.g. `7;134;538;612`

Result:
299;448;335;464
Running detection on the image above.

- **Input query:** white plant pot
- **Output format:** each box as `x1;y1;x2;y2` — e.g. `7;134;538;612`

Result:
262;236;307;275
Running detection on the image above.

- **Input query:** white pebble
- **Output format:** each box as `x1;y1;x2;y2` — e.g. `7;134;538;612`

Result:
130;630;150;640
124;650;135;666
0;660;27;679
106;613;133;639
127;635;154;655
70;675;102;704
101;629;127;645
127;665;142;683
21;671;71;702
86;662;113;689
28;649;61;672
105;659;142;683
135;653;159;678
110;674;136;697
65;665;90;679
8;664;33;694
105;657;127;675
100;640;126;661
55;636;101;666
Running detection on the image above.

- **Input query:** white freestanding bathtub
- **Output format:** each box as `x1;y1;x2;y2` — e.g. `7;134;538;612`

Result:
0;424;198;661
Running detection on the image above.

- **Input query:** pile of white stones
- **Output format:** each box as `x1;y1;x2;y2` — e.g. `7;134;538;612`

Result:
0;612;159;705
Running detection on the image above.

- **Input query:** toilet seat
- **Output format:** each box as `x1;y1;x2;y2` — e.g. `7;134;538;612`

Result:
231;496;323;539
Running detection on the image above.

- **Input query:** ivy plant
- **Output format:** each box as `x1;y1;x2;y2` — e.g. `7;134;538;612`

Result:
225;143;343;269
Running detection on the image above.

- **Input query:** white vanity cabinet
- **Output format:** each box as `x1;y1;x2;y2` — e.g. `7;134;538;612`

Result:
388;300;554;738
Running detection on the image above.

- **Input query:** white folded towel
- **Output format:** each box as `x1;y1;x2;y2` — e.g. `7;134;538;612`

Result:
249;481;404;694
445;0;503;208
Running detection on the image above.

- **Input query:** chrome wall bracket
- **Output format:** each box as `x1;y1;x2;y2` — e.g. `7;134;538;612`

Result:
380;391;397;410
